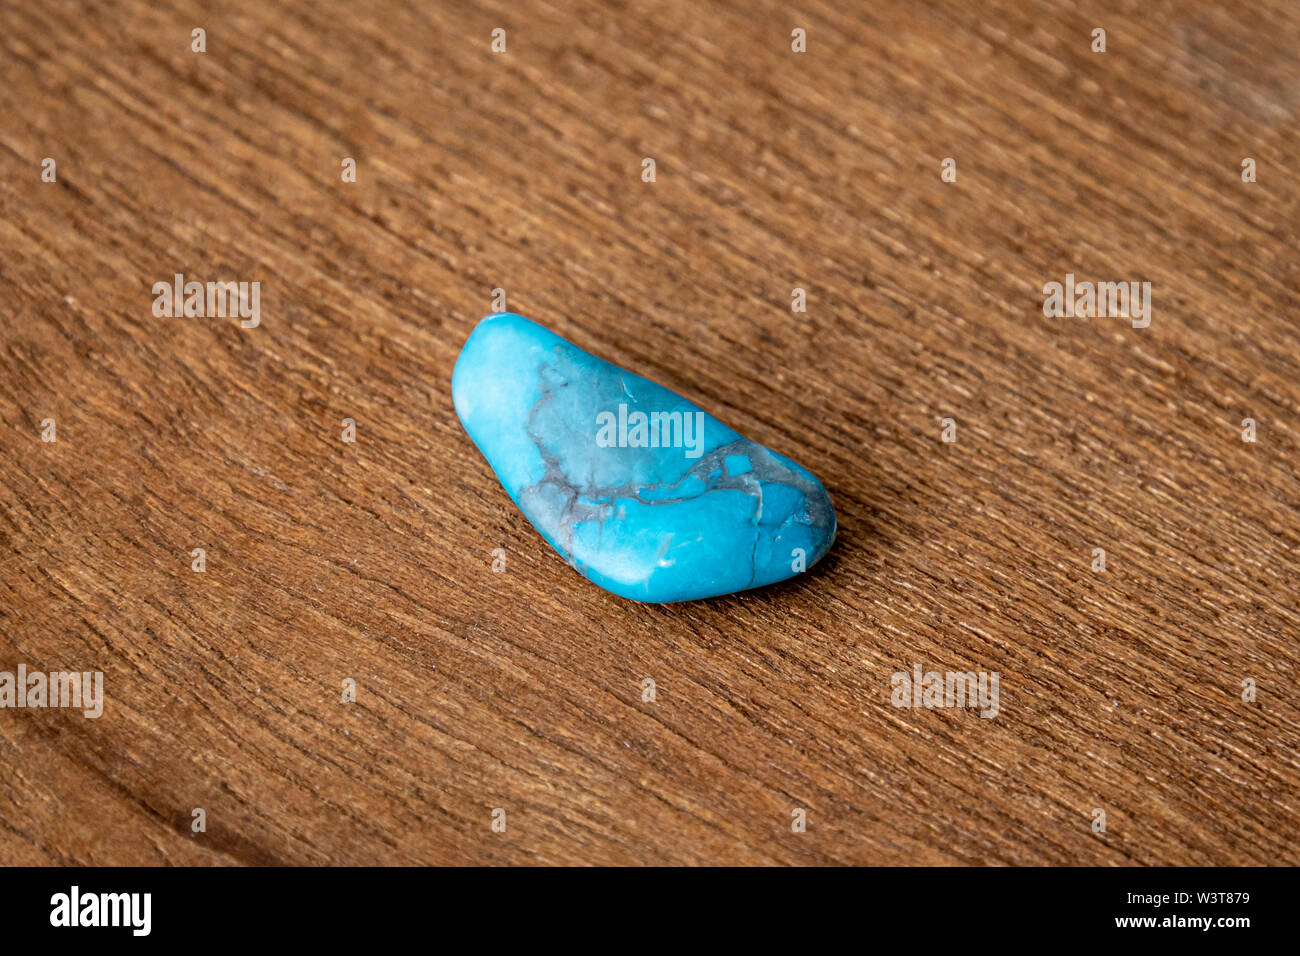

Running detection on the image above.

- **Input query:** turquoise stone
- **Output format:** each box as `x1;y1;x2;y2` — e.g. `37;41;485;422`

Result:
451;313;836;602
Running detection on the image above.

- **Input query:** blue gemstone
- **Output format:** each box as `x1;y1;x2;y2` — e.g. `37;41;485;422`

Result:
452;313;836;602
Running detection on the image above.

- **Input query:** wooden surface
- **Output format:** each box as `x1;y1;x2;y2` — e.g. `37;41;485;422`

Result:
1;0;1297;866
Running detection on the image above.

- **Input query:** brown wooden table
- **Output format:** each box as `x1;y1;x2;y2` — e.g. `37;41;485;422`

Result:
1;0;1297;865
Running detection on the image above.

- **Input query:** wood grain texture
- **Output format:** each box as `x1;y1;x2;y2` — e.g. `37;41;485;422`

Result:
1;0;1297;866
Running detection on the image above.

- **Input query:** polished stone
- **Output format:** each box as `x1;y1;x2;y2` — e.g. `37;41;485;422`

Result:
452;313;836;602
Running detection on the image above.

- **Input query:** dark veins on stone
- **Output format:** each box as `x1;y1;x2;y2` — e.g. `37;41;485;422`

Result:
518;353;834;585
